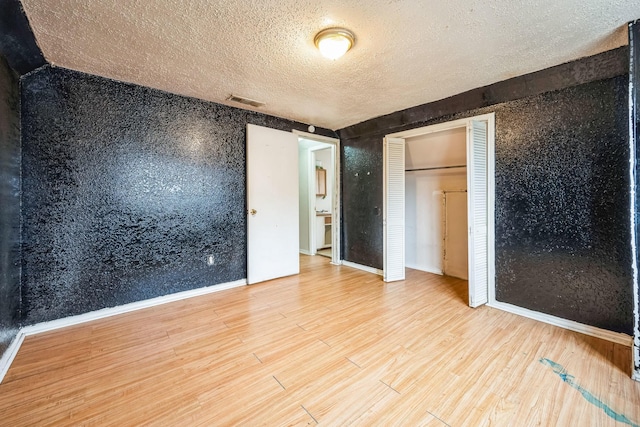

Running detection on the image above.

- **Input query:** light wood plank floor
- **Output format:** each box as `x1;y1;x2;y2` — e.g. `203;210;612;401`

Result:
1;255;639;426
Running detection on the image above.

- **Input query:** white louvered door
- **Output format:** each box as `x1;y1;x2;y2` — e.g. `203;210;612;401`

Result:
467;120;488;307
383;137;406;282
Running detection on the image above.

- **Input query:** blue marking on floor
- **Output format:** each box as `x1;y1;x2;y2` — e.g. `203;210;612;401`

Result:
540;358;639;427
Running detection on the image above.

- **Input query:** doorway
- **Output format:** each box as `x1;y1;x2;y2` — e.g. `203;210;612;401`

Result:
383;113;495;308
295;131;341;266
405;127;468;279
247;126;341;285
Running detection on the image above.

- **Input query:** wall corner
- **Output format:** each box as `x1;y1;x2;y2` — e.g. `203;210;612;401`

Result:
628;19;640;381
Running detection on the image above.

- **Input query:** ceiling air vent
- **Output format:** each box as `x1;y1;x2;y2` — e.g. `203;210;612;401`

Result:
226;94;265;108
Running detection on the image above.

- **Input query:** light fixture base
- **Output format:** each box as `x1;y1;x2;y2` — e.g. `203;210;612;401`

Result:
314;27;355;60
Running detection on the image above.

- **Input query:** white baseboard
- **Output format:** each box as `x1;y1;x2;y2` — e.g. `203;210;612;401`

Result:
442;269;468;281
0;278;246;384
299;249;312;256
488;300;632;347
405;263;443;276
0;331;26;385
342;260;383;276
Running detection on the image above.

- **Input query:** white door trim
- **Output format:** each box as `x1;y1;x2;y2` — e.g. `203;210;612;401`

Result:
295;130;342;266
385;113;496;305
294;130;339;145
309;145;328;255
387;117;479;139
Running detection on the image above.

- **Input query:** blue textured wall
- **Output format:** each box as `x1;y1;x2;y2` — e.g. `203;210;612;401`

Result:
20;65;330;324
0;54;21;352
339;54;632;333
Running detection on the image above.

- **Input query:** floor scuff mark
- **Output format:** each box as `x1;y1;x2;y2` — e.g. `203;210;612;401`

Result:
540;358;639;427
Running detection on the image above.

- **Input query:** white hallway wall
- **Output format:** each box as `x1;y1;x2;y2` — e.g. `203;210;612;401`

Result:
314;147;333;213
299;139;332;254
298;142;312;253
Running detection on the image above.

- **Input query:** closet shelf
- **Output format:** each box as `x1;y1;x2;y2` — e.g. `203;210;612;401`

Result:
405;165;466;172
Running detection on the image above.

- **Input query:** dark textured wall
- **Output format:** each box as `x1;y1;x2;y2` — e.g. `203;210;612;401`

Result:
21;65;332;324
629;20;640;375
494;77;631;333
339;50;633;334
342;140;383;267
0;54;21;352
0;0;46;75
341;47;628;141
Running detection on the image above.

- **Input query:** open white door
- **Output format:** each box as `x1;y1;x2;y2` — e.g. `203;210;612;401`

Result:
383;137;406;282
467;120;489;307
247;124;299;284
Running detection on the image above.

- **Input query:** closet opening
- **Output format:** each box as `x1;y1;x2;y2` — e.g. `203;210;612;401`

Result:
405;127;468;281
383;113;495;308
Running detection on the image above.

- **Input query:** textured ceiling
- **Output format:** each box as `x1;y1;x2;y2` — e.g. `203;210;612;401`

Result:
20;0;639;130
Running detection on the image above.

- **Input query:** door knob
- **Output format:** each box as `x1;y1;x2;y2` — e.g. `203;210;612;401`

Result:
250;209;257;216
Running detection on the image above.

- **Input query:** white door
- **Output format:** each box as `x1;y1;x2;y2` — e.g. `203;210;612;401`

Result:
383;137;406;282
247;124;300;284
467;120;488;307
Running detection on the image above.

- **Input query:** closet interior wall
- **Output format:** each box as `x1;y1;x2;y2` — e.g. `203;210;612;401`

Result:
405;127;468;278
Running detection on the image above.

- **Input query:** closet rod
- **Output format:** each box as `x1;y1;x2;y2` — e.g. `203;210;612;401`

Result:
405;165;466;172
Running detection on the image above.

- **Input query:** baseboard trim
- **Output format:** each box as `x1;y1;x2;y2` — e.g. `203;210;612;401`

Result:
488;300;632;347
0;331;26;385
0;278;247;384
342;260;383;276
299;249;312;256
405;263;443;275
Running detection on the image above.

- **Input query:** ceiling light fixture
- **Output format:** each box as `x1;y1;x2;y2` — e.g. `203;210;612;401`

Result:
314;28;355;60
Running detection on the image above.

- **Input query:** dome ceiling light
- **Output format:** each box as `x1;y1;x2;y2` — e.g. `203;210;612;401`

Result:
314;28;355;60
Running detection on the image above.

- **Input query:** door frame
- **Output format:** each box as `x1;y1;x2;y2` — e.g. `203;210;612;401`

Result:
385;113;496;306
294;130;341;266
309;144;332;254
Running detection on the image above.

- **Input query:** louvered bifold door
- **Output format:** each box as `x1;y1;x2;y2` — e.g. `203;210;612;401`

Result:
383;137;406;282
467;121;488;307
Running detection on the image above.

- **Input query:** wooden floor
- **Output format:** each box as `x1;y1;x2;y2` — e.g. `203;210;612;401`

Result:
2;255;639;426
